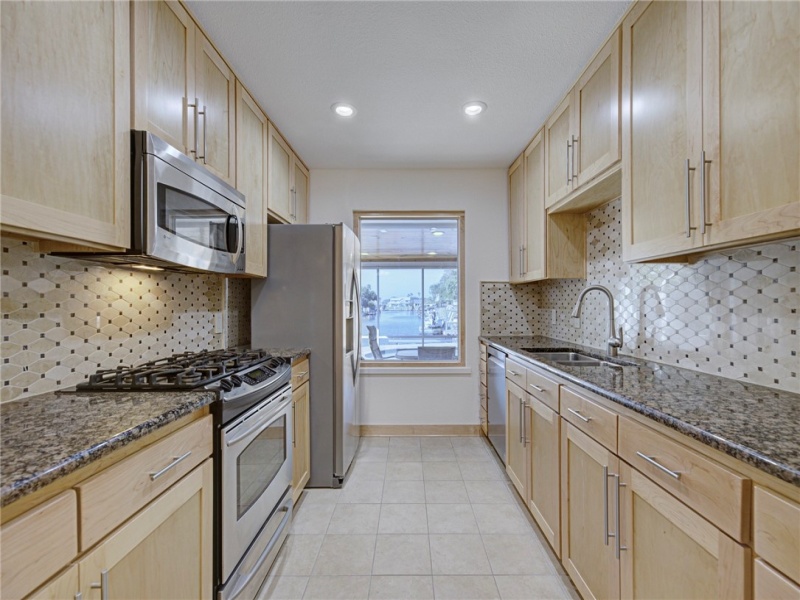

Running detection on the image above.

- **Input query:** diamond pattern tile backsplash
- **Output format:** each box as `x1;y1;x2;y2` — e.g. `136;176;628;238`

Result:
1;238;251;402
481;199;799;393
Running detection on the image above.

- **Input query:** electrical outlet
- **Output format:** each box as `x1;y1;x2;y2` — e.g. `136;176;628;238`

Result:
550;309;557;325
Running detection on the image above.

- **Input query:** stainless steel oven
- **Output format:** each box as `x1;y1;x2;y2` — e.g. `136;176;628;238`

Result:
218;384;293;600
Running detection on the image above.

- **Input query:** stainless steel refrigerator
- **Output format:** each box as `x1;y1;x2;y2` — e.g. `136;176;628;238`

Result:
251;223;361;487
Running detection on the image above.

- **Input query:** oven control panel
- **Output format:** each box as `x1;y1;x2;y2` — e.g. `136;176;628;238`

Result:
241;366;276;386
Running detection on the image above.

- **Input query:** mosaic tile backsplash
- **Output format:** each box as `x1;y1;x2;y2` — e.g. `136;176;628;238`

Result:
481;199;799;393
1;238;251;402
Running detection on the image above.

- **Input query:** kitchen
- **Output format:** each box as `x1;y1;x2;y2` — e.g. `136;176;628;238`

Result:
0;1;798;600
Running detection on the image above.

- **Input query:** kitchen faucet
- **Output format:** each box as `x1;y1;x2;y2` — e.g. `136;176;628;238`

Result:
572;285;623;358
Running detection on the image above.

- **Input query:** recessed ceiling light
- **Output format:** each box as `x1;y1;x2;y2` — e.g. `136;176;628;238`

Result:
431;230;445;237
332;103;356;117
427;251;438;256
379;229;388;233
463;101;487;117
361;252;370;256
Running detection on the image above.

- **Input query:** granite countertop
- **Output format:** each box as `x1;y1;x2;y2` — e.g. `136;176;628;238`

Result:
480;335;800;487
0;389;216;508
262;348;311;361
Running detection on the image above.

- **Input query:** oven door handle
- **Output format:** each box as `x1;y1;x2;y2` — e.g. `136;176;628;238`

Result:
225;392;291;447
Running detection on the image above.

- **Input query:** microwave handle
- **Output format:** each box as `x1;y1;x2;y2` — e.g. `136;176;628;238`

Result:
226;215;244;264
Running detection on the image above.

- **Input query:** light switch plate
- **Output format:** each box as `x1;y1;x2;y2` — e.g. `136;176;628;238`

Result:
214;313;223;334
550;309;557;325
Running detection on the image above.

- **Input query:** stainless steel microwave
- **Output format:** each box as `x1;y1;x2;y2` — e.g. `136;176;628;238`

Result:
58;131;246;274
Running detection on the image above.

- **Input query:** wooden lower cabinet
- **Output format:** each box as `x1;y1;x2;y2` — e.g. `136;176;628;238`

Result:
754;559;800;600
526;395;561;558
29;564;79;600
78;459;213;600
292;381;311;503
619;462;750;600
505;380;527;498
561;422;620;600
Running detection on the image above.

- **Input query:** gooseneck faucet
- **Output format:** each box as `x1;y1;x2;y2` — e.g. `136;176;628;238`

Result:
572;285;623;358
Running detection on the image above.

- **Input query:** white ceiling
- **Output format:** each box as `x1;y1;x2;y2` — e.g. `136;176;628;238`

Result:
186;1;632;169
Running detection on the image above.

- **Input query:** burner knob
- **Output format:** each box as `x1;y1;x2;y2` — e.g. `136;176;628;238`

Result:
231;375;243;387
219;378;234;392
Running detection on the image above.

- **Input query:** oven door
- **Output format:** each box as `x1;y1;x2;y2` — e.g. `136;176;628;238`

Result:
221;386;293;583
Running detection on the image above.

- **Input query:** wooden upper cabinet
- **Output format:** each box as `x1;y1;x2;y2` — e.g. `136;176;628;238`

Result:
523;131;547;281
545;95;575;208
132;0;195;156
701;0;800;248
574;29;621;187
1;1;130;249
294;160;310;224
195;31;236;185
621;0;704;262
268;123;294;222
508;155;524;282
236;82;269;277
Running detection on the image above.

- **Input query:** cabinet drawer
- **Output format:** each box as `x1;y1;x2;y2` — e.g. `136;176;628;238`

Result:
525;365;560;412
754;559;800;600
618;417;750;543
754;486;800;583
76;415;212;550
560;386;617;451
505;357;527;389
292;357;310;388
1;490;78;600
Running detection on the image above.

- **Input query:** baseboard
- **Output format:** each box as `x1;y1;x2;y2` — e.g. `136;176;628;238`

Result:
360;424;480;436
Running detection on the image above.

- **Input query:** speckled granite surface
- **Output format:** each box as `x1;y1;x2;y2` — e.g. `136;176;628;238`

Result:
262;348;310;361
480;335;800;487
0;390;216;507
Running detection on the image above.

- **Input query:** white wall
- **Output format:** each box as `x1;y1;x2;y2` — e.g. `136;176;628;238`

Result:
310;169;508;425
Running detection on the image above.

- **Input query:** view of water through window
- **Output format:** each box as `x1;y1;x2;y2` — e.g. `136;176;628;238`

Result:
357;215;462;363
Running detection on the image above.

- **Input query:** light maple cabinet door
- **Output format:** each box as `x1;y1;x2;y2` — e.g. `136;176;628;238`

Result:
132;0;196;156
236;81;269;278
294;159;310;224
701;0;800;248
508;155;524;283
621;0;704;262
292;381;311;503
195;32;236;186
268;123;294;223
545;95;575;208
526;394;561;558
574;28;621;187
523;130;546;281
29;564;79;600
505;380;527;498
560;422;620;600
754;559;800;600
619;463;750;600
79;460;213;600
1;1;130;249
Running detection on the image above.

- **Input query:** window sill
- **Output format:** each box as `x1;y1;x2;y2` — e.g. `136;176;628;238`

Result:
360;366;473;376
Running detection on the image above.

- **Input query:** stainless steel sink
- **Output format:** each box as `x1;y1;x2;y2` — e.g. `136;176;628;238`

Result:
521;349;637;368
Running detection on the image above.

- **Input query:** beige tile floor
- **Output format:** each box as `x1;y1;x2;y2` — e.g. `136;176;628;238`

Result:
257;436;579;600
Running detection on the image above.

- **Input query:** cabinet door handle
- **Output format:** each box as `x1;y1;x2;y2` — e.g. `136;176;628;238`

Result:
567;407;591;423
292;402;296;447
529;383;544;393
90;570;108;600
571;135;578;183
614;473;627;558
149;450;192;481
188;97;199;156
508;370;520;377
685;158;697;238
635;451;682;479
519;398;523;444
198;105;208;163
603;465;611;546
566;140;572;187
700;150;712;234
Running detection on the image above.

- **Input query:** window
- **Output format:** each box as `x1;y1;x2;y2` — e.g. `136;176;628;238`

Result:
355;212;464;365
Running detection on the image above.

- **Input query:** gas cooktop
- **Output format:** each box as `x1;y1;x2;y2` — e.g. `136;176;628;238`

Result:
76;348;281;391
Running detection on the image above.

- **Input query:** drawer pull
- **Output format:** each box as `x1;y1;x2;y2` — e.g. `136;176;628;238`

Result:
508;370;521;377
149;451;192;481
295;371;308;378
636;451;682;480
567;408;592;423
529;383;544;392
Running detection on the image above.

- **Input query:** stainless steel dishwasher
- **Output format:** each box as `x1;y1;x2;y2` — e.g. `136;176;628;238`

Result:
486;346;506;463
